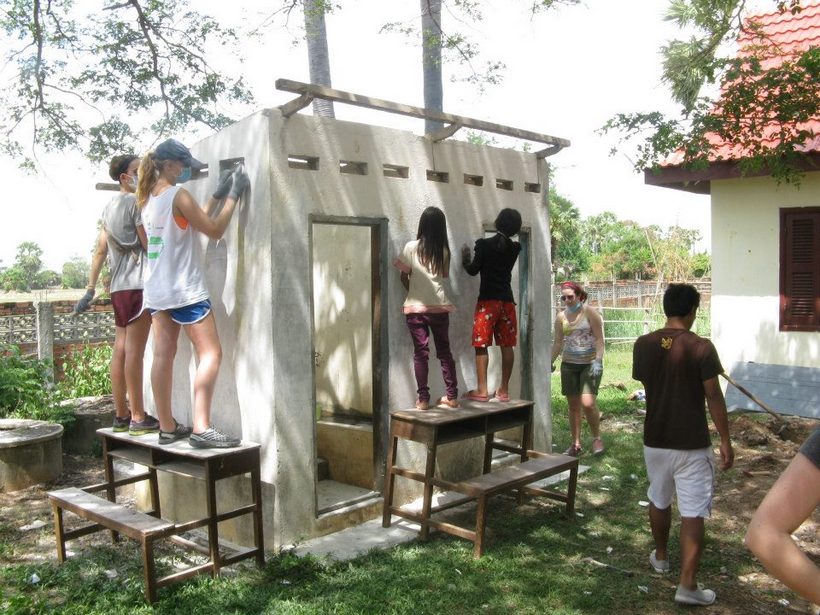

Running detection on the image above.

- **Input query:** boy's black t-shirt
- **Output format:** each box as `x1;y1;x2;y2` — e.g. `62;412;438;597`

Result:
632;328;723;450
463;233;521;302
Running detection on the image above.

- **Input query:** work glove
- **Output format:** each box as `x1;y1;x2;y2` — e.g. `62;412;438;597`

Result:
228;169;250;200
212;169;234;199
590;358;603;378
74;289;95;314
551;362;556;373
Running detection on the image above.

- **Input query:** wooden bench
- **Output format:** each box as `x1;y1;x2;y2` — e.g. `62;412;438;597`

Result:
431;451;578;556
48;487;177;602
383;401;579;556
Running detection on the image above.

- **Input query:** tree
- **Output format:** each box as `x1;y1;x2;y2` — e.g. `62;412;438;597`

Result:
548;188;588;280
303;0;335;118
61;257;90;289
0;0;253;167
602;0;818;185
1;241;44;291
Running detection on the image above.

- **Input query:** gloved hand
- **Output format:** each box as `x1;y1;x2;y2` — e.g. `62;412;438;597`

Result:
590;358;603;378
228;169;250;200
551;362;556;373
74;289;95;313
212;169;233;199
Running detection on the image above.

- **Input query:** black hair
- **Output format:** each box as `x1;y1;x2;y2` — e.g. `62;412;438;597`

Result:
416;206;449;276
663;283;701;318
108;154;138;181
495;208;522;237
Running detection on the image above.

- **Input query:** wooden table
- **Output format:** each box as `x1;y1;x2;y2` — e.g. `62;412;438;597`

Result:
96;429;263;588
382;400;578;555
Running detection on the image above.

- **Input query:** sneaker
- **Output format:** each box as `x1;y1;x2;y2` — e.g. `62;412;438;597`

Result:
674;584;716;606
563;444;582;457
649;549;669;573
189;427;240;449
129;414;160;436
112;413;131;432
592;437;605;455
158;420;192;445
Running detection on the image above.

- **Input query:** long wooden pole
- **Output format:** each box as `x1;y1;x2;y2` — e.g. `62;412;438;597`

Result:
720;372;785;426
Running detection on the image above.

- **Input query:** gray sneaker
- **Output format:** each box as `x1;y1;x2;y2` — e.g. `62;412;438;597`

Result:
158;420;192;445
112;413;131;433
189;427;240;449
129;414;160;436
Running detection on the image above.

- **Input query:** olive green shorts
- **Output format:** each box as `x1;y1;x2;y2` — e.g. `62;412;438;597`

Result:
560;361;601;396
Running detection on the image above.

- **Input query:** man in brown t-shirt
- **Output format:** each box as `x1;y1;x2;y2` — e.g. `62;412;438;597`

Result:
633;284;734;607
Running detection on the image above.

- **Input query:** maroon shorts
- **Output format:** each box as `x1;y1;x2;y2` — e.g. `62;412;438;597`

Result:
471;300;517;347
111;289;146;327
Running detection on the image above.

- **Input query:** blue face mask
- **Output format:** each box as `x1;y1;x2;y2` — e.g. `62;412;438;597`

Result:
176;167;192;183
567;302;582;314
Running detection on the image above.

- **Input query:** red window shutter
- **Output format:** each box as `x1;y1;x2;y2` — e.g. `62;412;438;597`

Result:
780;208;820;331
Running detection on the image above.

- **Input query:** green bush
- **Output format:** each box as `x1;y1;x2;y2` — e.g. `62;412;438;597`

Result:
0;344;73;426
57;344;112;399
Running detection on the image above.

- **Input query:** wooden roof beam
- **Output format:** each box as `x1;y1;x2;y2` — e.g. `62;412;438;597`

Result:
275;78;570;155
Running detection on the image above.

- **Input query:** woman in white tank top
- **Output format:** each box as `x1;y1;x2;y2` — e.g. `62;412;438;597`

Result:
549;281;605;457
136;139;249;449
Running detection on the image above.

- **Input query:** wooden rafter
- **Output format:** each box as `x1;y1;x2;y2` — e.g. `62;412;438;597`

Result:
275;78;570;155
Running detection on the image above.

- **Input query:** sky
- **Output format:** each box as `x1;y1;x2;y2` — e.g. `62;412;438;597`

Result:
0;0;717;272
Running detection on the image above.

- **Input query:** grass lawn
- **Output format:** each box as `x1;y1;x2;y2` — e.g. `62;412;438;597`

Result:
0;347;808;614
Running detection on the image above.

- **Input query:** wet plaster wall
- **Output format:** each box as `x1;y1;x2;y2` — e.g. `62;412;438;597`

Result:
142;108;555;549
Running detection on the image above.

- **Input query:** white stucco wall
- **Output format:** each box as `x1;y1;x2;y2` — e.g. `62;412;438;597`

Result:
711;172;820;368
143;109;555;547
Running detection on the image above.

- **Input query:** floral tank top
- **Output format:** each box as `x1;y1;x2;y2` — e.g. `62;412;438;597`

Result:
560;307;597;364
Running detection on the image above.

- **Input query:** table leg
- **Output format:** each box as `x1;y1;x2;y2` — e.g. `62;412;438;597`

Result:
251;452;265;567
382;433;399;527
148;467;161;518
52;501;66;562
483;433;493;474
419;441;437;541
204;462;220;576
102;437;119;542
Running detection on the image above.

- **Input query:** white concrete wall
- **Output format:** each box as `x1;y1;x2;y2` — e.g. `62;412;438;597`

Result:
145;109;554;548
711;172;820;368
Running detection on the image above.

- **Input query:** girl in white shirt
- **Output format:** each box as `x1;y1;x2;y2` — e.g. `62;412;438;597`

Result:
393;207;459;409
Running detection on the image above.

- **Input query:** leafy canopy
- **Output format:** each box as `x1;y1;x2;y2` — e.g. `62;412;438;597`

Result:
601;0;818;185
0;0;253;168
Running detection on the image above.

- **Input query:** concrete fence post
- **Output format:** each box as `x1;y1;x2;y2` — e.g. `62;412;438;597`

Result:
34;300;54;381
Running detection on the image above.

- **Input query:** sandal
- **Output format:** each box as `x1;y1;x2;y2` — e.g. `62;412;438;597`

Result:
415;400;430;410
462;390;490;402
490;391;510;402
592;438;605;455
563;444;582;457
437;396;459;409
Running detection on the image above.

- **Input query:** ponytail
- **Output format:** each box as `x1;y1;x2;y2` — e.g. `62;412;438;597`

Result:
135;153;159;208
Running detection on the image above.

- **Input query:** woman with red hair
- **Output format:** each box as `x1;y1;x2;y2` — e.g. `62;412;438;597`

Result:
550;281;605;456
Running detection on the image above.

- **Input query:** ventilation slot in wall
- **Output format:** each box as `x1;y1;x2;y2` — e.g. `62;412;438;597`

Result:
496;179;514;191
524;182;541;193
427;170;449;183
464;174;484;187
383;164;409;179
340;160;368;175
288;155;319;170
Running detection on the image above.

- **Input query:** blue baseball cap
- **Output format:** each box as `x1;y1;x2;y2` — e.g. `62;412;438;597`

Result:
154;138;206;170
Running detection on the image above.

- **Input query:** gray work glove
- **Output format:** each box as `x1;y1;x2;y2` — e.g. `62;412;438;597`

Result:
74;289;95;313
228;169;250;200
212;169;234;199
590;358;603;378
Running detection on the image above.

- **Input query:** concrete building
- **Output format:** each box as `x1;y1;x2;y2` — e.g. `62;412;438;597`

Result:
141;84;568;549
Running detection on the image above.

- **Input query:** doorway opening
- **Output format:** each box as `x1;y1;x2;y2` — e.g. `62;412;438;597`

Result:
310;216;387;515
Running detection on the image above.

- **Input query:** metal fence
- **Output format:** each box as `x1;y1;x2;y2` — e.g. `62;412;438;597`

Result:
597;305;711;344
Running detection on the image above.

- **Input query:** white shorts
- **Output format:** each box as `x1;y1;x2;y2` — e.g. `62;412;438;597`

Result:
644;445;714;518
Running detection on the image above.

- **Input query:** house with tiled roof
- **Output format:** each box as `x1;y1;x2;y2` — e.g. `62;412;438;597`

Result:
646;2;819;417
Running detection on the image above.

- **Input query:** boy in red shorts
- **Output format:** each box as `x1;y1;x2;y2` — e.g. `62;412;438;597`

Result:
461;208;522;401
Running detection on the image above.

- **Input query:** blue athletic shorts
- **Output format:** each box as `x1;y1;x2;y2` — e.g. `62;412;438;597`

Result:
150;299;212;325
